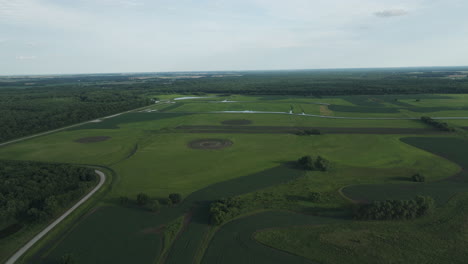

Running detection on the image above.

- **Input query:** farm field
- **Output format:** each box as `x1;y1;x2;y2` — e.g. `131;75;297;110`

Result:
1;94;468;264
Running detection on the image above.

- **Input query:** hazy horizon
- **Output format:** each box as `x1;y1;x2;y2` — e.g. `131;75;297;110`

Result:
1;0;468;75
3;65;468;77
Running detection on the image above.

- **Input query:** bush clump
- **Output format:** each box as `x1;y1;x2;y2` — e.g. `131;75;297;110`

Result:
412;173;425;182
209;197;244;225
297;155;329;171
136;193;149;206
169;193;182;204
354;196;435;221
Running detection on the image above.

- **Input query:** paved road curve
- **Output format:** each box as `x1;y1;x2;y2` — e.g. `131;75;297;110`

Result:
5;170;106;264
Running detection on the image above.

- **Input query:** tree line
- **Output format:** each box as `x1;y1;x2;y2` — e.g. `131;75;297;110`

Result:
420;116;455;132
0;87;151;142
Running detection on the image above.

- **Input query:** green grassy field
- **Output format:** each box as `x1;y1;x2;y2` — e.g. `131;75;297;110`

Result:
342;137;468;203
255;193;468;264
154;94;468;119
1;94;468;264
202;211;339;264
255;136;468;264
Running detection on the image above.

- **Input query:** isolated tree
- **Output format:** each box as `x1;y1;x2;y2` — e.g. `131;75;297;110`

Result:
297;156;314;170
169;193;182;204
412;173;425;182
314;156;328;171
136;193;149;206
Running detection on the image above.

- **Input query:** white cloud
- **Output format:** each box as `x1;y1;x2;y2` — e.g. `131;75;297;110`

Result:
1;0;467;74
375;9;408;18
16;55;37;60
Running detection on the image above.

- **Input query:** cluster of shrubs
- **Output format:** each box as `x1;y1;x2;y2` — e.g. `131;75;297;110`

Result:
119;193;182;212
297;155;329;171
295;129;321;136
354;196;434;220
412;173;425;182
421;116;455;132
209;197;244;225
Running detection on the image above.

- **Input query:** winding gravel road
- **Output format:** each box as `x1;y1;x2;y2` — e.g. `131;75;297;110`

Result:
5;170;106;264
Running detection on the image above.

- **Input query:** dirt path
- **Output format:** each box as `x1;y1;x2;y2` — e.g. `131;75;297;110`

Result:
5;170;106;264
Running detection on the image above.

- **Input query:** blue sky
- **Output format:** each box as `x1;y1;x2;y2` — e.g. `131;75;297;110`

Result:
1;0;467;75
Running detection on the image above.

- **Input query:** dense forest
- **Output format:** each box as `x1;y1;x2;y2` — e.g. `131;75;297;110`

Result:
1;67;468;142
0;160;97;234
0;86;151;142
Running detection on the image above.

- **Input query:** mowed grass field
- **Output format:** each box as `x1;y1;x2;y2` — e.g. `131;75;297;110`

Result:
1;94;468;264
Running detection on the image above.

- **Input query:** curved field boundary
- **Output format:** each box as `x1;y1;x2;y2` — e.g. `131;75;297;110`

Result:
201;211;341;264
5;170;106;264
341;137;468;204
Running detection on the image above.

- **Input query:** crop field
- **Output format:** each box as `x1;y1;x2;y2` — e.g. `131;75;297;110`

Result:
342;137;468;203
1;94;468;264
255;193;468;264
139;94;468;120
